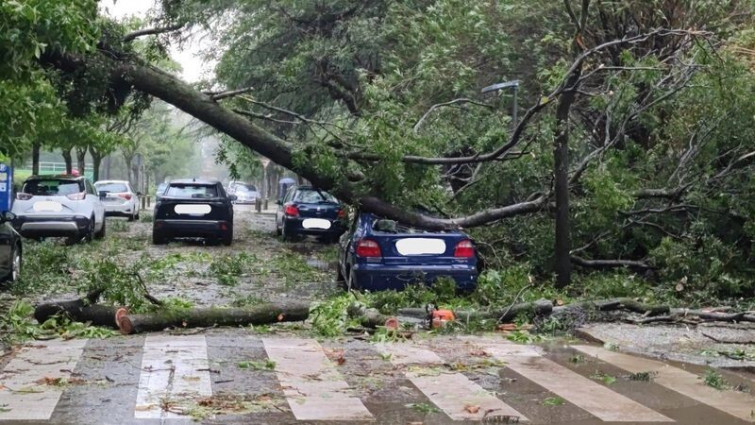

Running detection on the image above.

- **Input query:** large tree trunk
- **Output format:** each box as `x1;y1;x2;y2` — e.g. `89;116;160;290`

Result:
62;148;73;174
117;303;310;334
32;142;40;175
76;146;87;175
553;68;582;289
91;148;102;182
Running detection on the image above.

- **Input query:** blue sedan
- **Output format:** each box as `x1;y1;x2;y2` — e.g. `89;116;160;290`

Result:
275;186;347;242
337;212;478;292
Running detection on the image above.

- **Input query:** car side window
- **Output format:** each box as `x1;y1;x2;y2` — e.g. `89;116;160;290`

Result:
284;187;295;202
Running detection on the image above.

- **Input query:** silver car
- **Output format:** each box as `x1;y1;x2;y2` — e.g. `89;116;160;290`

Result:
94;180;141;221
227;182;260;204
11;175;106;244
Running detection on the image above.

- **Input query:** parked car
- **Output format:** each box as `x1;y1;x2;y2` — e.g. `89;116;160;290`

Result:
11;175;106;244
155;182;168;200
152;179;235;245
0;211;22;284
94;180;140;221
275;186;347;242
336;212;478;292
227;182;260;204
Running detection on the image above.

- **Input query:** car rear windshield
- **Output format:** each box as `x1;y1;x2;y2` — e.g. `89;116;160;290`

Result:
23;179;84;196
294;189;337;203
95;183;129;193
165;184;219;198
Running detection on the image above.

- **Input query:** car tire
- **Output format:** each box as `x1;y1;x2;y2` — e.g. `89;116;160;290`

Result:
347;268;359;291
94;218;106;239
222;226;233;246
2;245;21;283
152;229;166;245
275;220;282;236
281;222;292;241
336;266;346;290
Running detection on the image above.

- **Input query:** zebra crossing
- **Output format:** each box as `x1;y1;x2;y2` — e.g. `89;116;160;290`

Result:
0;334;753;424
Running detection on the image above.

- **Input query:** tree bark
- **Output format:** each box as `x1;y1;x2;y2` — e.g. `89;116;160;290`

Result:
91;149;102;181
33;290;121;328
76;146;87;175
32;142;40;175
553;70;581;288
61;148;73;174
117;303;310;334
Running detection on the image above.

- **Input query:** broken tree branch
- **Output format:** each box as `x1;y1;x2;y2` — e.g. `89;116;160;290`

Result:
123;24;184;42
413;98;494;133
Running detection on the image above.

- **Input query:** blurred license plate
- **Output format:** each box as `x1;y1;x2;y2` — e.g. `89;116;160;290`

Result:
395;238;446;255
302;218;331;229
175;204;211;215
33;201;62;212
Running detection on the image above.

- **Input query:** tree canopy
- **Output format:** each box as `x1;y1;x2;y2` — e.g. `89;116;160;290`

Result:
1;0;753;293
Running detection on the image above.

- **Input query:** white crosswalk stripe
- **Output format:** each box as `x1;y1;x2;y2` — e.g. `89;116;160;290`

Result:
0;339;87;421
263;338;374;421
574;345;755;423
1;335;752;423
134;335;213;419
376;342;528;422
482;341;673;422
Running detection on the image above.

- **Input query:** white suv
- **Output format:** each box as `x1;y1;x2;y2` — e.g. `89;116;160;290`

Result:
94;180;141;221
11;175;106;244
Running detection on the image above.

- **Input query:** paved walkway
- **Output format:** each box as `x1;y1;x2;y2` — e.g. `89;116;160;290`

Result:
0;334;753;424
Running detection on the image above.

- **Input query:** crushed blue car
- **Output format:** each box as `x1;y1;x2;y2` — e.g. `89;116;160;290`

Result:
337;212;478;292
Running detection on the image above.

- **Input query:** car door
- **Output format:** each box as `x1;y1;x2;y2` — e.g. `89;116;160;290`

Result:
0;221;12;278
86;180;105;228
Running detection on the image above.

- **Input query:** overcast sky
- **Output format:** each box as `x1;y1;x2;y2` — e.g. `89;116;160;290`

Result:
99;0;214;83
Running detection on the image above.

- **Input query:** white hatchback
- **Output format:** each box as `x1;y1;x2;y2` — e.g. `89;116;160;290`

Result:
11;175;106;244
94;180;141;221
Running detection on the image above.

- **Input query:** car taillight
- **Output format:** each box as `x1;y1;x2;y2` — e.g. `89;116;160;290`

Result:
67;192;86;201
454;240;475;258
337;209;346;219
284;204;299;217
356;239;382;257
118;193;132;200
16;193;32;200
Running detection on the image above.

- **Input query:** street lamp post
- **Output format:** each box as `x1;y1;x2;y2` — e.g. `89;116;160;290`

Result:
481;79;520;127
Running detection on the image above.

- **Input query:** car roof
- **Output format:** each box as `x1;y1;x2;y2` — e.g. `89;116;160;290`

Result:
26;174;84;181
94;180;130;185
169;178;220;185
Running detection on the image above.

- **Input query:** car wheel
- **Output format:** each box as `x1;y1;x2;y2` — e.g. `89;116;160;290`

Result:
94;218;106;239
222;226;233;246
10;246;21;282
85;217;95;242
336;265;346;290
347;268;359;291
152;229;166;245
281;222;292;241
275;219;282;236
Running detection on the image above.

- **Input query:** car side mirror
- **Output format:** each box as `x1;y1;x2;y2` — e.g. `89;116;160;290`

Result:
137;192;143;197
0;211;15;222
229;195;237;201
99;191;107;200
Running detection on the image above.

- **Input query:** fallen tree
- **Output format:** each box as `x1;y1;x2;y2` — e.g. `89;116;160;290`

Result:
117;303;311;334
34;290;121;329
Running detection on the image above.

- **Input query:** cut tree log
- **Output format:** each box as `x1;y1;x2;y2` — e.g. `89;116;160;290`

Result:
117;303;310;334
347;304;395;328
33;289;122;329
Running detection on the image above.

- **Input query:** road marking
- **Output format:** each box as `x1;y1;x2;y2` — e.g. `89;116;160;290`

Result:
134;335;212;419
0;339;87;421
263;338;373;421
378;343;527;422
484;342;673;422
574;345;755;423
